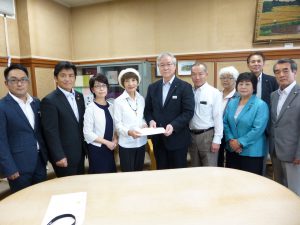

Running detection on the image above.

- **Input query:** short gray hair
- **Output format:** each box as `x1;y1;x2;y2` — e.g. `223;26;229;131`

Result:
273;58;297;73
218;66;239;80
191;61;208;73
157;52;177;66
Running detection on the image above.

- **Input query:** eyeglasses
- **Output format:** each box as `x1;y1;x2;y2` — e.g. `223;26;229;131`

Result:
94;84;107;89
7;77;29;85
220;77;234;81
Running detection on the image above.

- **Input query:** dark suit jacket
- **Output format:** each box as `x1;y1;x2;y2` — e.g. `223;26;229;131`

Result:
41;88;85;172
144;77;195;150
0;94;47;177
261;73;278;108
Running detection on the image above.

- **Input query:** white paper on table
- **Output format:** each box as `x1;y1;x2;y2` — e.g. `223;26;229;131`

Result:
41;192;87;225
135;127;166;136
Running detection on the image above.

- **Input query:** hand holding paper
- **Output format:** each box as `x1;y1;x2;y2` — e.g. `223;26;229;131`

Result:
135;127;166;136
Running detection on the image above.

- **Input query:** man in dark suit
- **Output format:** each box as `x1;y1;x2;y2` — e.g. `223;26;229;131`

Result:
0;64;47;193
144;52;195;169
269;59;300;195
247;51;279;176
247;51;278;107
41;61;86;177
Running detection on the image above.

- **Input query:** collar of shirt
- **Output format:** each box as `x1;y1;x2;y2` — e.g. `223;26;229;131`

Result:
9;92;33;105
222;89;236;100
119;90;142;101
163;75;175;85
257;73;262;81
58;86;75;99
278;81;296;96
194;82;208;93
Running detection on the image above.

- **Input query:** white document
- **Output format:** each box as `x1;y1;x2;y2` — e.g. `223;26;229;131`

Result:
135;127;166;136
41;192;87;225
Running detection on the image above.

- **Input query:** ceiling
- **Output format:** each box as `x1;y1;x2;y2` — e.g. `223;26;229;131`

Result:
52;0;114;7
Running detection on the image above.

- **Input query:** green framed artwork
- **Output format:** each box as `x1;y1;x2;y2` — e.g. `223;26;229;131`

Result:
253;0;300;43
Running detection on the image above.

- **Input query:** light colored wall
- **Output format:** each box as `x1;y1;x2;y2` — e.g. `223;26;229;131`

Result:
35;67;56;99
27;0;72;59
71;0;299;61
0;0;71;59
16;0;31;57
0;11;20;57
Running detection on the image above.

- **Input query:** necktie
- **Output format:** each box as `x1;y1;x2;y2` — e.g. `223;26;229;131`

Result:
256;76;262;99
69;94;79;121
276;91;285;118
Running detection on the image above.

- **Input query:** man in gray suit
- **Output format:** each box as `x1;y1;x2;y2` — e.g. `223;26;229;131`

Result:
269;58;300;195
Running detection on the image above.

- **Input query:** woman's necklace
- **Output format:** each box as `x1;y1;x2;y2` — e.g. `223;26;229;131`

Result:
126;98;138;116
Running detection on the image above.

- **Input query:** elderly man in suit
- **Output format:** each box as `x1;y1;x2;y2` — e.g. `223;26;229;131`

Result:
0;64;48;193
41;61;86;177
144;52;195;169
269;58;300;195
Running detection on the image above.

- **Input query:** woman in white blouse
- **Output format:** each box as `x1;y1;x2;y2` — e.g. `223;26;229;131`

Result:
83;74;118;174
113;68;147;172
218;66;239;167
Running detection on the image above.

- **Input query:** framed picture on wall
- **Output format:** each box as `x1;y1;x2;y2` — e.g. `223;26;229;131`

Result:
177;60;195;76
253;0;300;43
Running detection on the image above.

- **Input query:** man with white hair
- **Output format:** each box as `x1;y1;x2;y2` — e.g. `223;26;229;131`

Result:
145;52;195;169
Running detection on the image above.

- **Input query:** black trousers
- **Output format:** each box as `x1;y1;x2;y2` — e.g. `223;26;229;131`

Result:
217;138;226;167
8;153;47;193
226;150;264;175
52;155;85;177
153;138;187;169
119;145;146;172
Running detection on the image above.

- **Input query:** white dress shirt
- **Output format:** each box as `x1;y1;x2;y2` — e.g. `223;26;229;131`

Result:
162;75;175;105
256;73;262;99
83;101;114;147
9;92;39;149
189;82;223;144
58;86;79;121
221;89;236;114
277;81;296;117
113;90;147;148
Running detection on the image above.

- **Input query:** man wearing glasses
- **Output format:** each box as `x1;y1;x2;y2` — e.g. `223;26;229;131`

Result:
0;64;48;193
145;52;195;169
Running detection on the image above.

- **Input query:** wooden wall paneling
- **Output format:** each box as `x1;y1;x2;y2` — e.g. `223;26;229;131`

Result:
213;62;217;87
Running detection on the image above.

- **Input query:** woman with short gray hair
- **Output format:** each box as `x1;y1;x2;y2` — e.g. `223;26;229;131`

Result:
218;66;239;167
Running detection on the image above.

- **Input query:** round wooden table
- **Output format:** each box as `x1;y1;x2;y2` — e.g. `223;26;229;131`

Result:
0;167;299;225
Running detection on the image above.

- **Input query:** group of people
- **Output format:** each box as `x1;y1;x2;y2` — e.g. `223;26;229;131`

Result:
0;52;299;196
